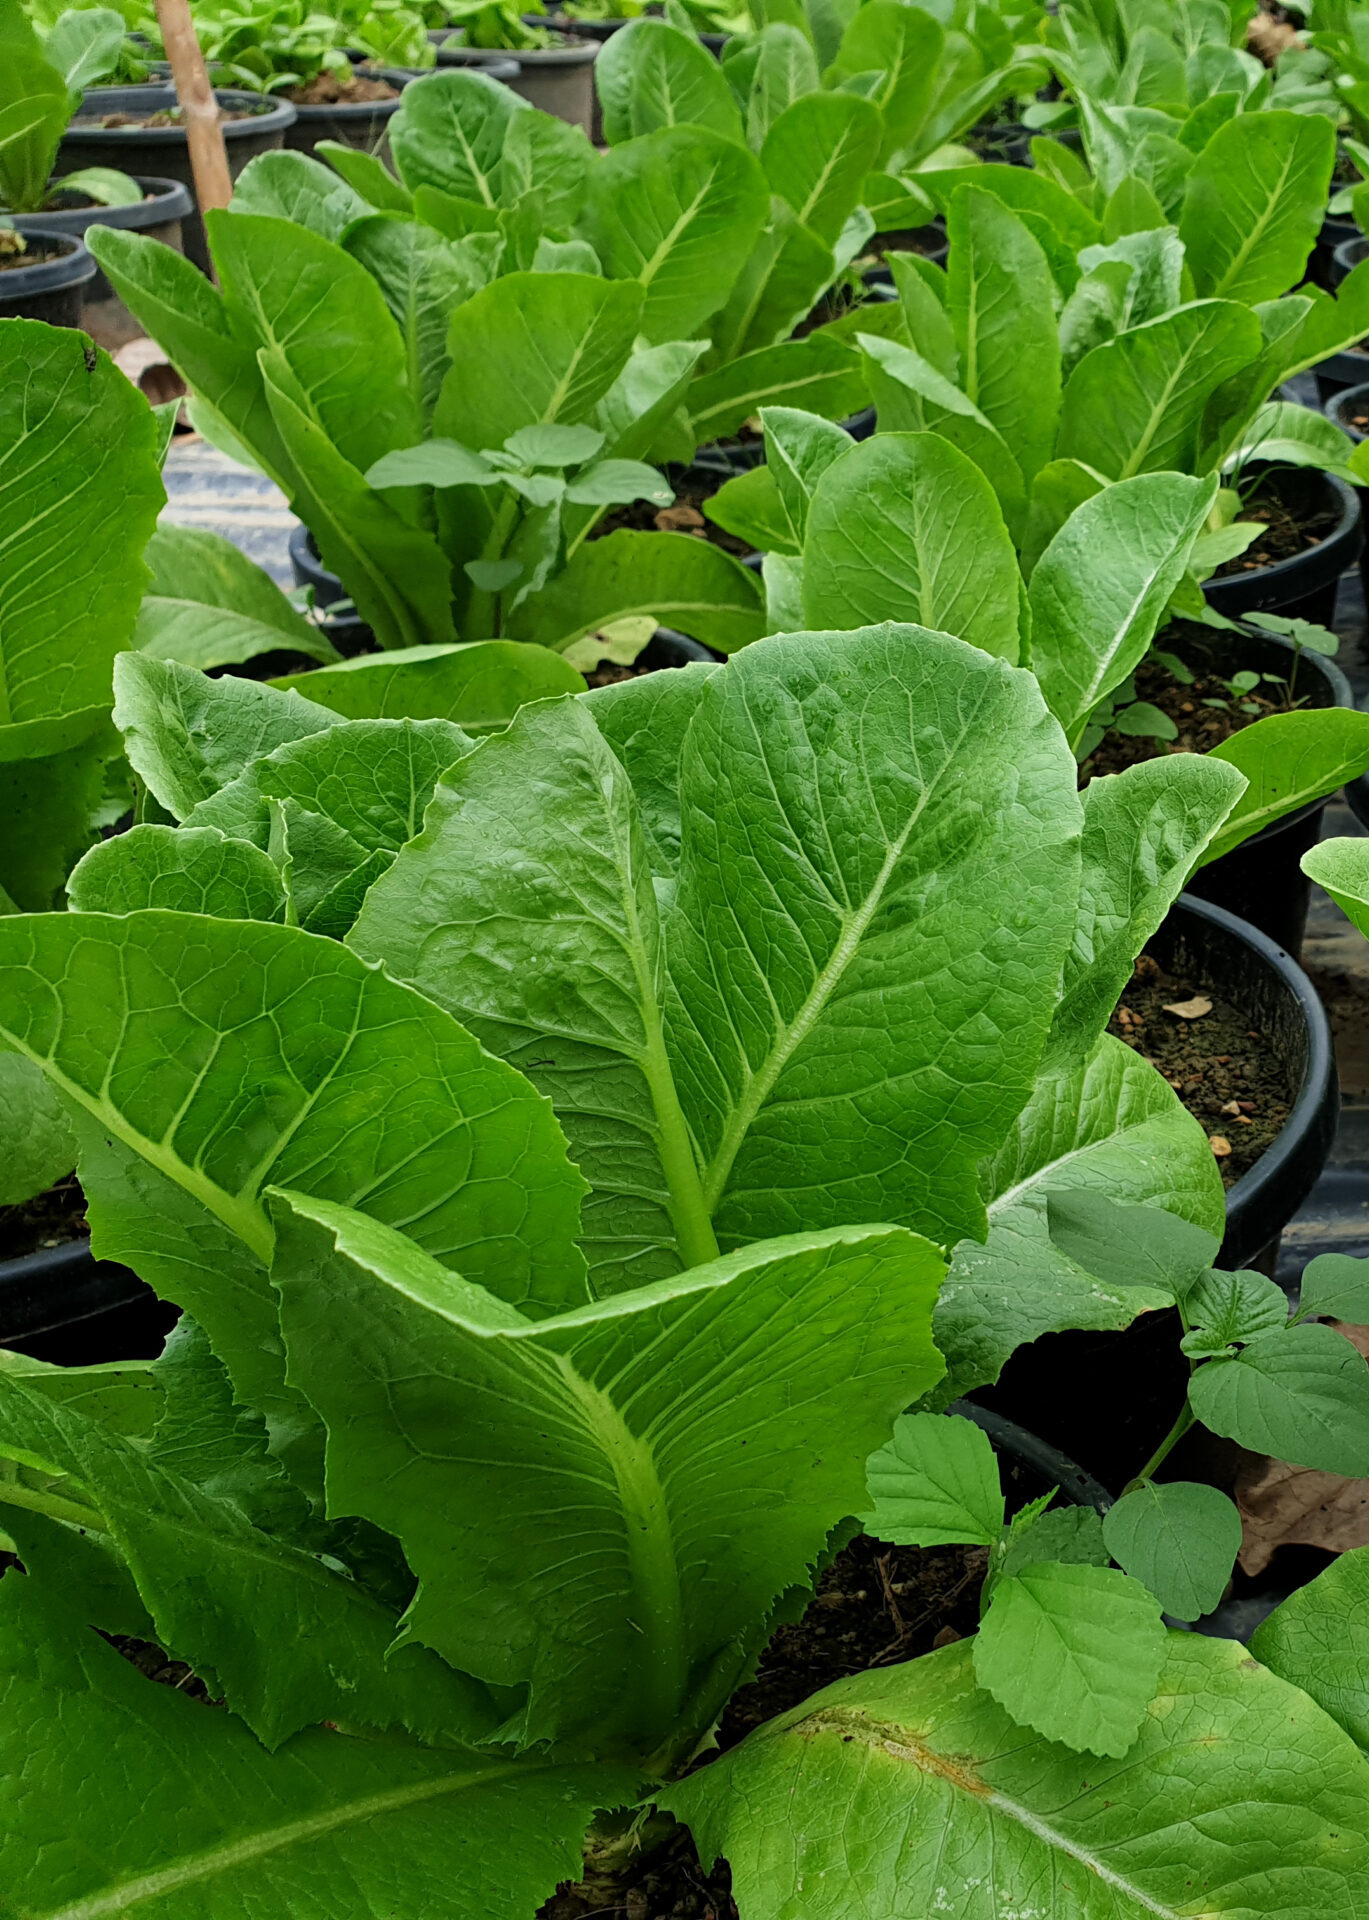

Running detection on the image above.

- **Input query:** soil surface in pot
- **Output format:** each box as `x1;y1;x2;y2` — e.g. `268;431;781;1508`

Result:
1109;952;1293;1186
542;1534;988;1920
857;222;947;268
590;471;751;559
1079;622;1300;780
73;103;270;127
1341;395;1369;435
0;1175;87;1261
288;70;397;102
0;233;68;269
1211;470;1342;578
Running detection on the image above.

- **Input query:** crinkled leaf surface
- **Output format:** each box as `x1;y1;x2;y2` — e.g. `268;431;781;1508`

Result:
665;1634;1369;1918
272;1190;945;1759
66;823;287;920
1252;1544;1369;1751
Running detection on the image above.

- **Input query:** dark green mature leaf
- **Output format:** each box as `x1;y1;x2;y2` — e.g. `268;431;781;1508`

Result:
390;67;527;207
1298;1253;1369;1326
1043;754;1245;1071
917;161;1102;252
272;1189;945;1758
800;432;1024;660
706;200;842;365
344;214;499;429
581;127;769;347
578;660;718;873
1252;1546;1369;1751
761;90;882;247
434;271;644;452
595;17;744;145
1028;473;1218;747
0;1052;72;1206
1189;1324;1369;1475
947;186;1062;486
504;529;766;654
1057;299;1263;479
318;137;415;212
1104;1480;1243;1619
1045;1189;1219;1299
0;1578;631;1920
1183;1267;1289;1355
113;654;336;822
0;320;163;759
271;640;584;729
688;332;869;444
1202;712;1369;864
0;1368;495;1750
666;1634;1369;1917
66;824;287;920
0;725;121;912
0;912;590;1449
1180;110;1334;305
973;1561;1166;1757
863;1411;1004;1546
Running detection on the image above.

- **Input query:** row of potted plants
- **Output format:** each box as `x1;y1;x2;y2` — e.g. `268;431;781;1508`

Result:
9;0;1369;1911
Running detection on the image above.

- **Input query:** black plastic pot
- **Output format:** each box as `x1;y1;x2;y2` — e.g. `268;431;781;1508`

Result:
11;174;191;317
1202;464;1361;628
289;523;718;668
0;1235;174;1365
971;895;1337;1491
1331;231;1366;289
1321;380;1369;616
1157;623;1354;957
1311;205;1359;291
432;32;595;129
284;67;419;153
0;230;95;326
953;1402;1111;1514
58;85;296;273
861;220;950;287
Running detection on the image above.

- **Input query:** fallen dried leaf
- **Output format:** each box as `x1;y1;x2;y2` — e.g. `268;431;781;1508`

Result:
654;505;705;532
1237;1454;1369;1573
1209;1135;1232;1157
1164;995;1213;1020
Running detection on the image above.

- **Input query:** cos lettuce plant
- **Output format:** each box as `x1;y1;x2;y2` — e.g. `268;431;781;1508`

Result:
0;0;139;216
7;624;1369;1911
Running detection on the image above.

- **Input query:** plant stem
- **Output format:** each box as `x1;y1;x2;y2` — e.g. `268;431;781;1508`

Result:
0;1477;106;1533
1123;1403;1196;1497
463;490;521;639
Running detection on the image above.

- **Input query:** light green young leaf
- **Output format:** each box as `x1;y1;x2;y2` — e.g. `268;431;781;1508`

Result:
666;1634;1369;1913
863;1411;1004;1547
66;824;287;920
112;654;335;822
998;1505;1109;1577
761;89;882;246
1223;398;1359;479
272;1189;946;1757
947;185;1062;485
1182;1266;1290;1355
1252;1545;1369;1751
271;641;584;731
251;718;474;856
1104;1480;1243;1618
801;431;1024;660
1297;1253;1369;1327
1189;1323;1369;1476
579;126;769;346
1202;711;1369;864
1043;754;1245;1071
434;271;645;453
976;1561;1173;1755
1180;109;1335;305
317;137;415;212
0;1577;629;1920
1029;471;1218;747
1057;298;1263;480
344;215;500;431
504;529;766;655
595;17;744;145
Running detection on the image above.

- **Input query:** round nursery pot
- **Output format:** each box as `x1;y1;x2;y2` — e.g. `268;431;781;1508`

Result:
1201;463;1361;628
971;895;1337;1492
1312;206;1359;291
289;524;716;671
11;174;191;319
58;85;297;274
0;229;95;326
861;219;949;286
1163;624;1354;957
0;1234;174;1366
433;32;595;129
1321;381;1369;613
283;67;419;153
1310;236;1369;402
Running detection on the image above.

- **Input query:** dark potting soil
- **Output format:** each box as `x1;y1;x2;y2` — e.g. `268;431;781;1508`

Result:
1079;629;1293;780
590;476;753;559
1109;953;1293;1186
0;1175;87;1261
543;1535;987;1920
1343;399;1369;434
75;104;270;127
0;234;65;270
289;70;397;102
1211;474;1341;578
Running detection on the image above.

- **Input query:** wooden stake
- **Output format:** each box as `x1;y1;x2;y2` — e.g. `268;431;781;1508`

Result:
152;0;232;224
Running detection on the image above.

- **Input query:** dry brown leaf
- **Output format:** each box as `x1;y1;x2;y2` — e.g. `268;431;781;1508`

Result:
654;505;705;533
1236;1455;1369;1573
1247;12;1301;63
1163;995;1213;1020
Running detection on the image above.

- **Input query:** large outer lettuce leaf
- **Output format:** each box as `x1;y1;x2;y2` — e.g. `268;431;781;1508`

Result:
1252;1545;1369;1752
0;1577;632;1920
1179;110;1335;306
353;628;1082;1287
594;17;744;145
0;912;590;1449
665;1634;1369;1917
272;1191;945;1760
270;640;584;730
503;528;766;655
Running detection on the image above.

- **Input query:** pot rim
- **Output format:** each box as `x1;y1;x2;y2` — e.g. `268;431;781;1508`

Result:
0;227;95;294
66;84;298;138
9;173;194;229
1202;463;1362;613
